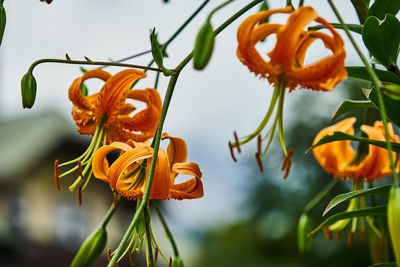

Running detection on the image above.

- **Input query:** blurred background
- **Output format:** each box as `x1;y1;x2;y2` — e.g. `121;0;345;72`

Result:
0;0;384;266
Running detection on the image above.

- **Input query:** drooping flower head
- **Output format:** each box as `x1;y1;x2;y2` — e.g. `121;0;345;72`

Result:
312;118;399;245
55;69;162;199
230;6;347;178
92;133;203;200
313;117;399;181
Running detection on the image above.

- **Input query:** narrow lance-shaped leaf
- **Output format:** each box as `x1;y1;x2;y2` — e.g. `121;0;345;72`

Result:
150;28;173;76
367;87;400;128
331;100;375;121
309;131;400;153
308;206;387;236
308;23;362;34
323;184;392;216
346;66;400;85
0;1;6;46
369;262;398;267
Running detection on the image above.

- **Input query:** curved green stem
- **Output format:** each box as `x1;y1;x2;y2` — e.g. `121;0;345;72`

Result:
277;78;287;155
303;179;339;214
144;205;155;267
327;0;398;186
101;195;122;229
28;58;163;74
207;0;233;23
152;200;179;257
107;1;263;266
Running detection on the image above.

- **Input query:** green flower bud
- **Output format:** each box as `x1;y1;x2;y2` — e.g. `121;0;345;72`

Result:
150;28;164;69
0;2;5;46
80;83;88;96
193;21;215;70
21;72;37;109
388;186;400;267
70;226;107;267
171;257;184;267
297;213;313;255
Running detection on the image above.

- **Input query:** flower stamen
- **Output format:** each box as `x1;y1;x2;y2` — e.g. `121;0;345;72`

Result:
54;159;60;190
255;152;264;172
228;141;237;162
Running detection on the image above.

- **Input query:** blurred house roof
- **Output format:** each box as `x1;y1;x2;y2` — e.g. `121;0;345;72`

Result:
0;111;82;180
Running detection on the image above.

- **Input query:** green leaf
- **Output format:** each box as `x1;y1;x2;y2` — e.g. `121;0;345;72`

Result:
367;0;400;20
308;206;387;236
369;263;398;267
323;184;392;216
310;131;400;153
308;23;362;34
259;0;269;25
0;3;5;46
362;15;400;68
331;100;374;121
135;211;147;240
368;86;400;128
347;66;400;85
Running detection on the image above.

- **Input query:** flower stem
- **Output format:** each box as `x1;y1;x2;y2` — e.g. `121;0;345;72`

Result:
303;179;339;214
144;205;155;267
327;0;399;186
101;195;122;229
107;1;263;265
152;200;180;257
28;58;163;74
207;0;233;23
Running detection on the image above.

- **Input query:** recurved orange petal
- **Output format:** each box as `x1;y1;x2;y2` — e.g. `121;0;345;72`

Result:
170;162;203;200
161;133;188;167
313;117;356;178
92;142;134;183
95;69;147;126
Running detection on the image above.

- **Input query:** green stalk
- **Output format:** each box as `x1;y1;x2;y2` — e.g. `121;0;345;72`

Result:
27;58;163;74
144;205;155;267
107;1;263;266
152;200;180;257
303;179;339;214
327;0;399;186
101;195;122;229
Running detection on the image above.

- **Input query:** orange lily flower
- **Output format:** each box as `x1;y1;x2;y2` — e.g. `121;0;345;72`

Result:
55;69;162;196
230;6;347;178
313;117;399;181
92;133;203;200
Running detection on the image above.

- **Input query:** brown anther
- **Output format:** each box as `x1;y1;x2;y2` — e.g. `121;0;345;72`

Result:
255;152;264;172
54;160;61;190
283;160;292;180
107;248;112;262
128;251;135;266
323;226;332;240
113;193;119;210
77;185;82;205
257;134;262;154
168;257;173;267
78;159;84;180
380;232;386;247
233;131;241;153
154;249;159;263
40;0;53;3
347;231;354;248
281;148;294;171
334;230;340;240
228;141;237;162
360;228;365;242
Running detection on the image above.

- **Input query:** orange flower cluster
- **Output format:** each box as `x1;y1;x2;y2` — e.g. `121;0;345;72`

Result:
313;118;399;181
237;6;347;91
69;68;162;143
92;133;204;200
